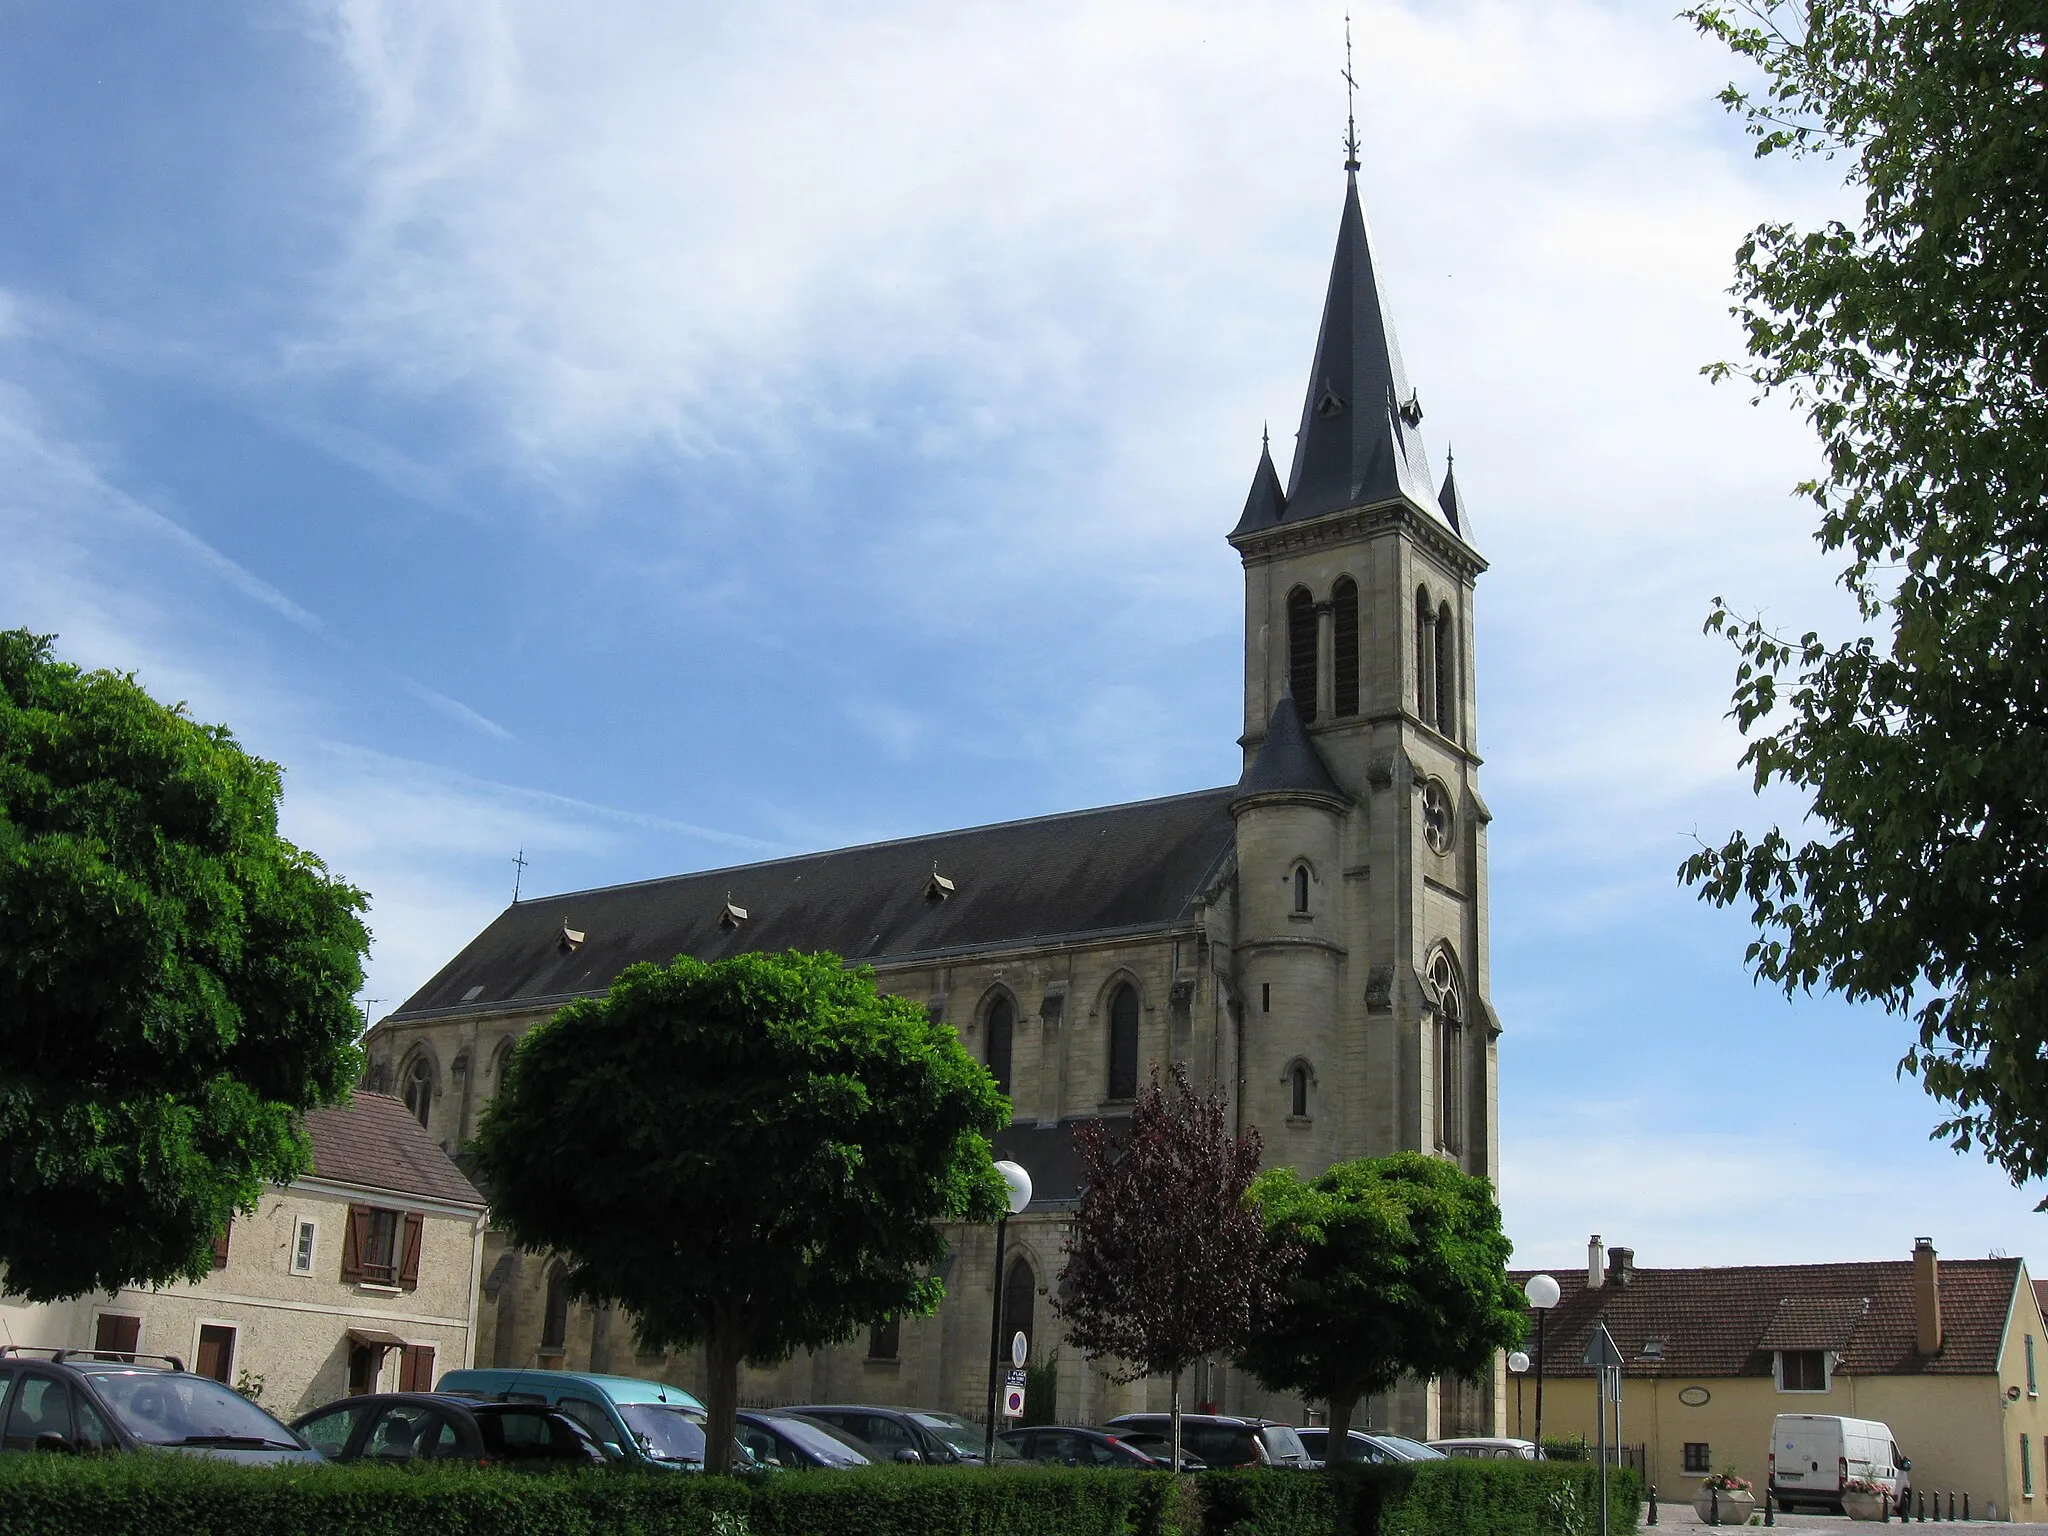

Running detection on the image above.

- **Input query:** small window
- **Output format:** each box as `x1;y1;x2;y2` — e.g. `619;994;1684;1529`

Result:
1683;1442;1711;1474
196;1324;236;1384
1261;983;1271;1014
985;995;1015;1100
1002;1256;1036;1361
93;1313;141;1361
542;1264;571;1351
1293;866;1310;914
365;1210;400;1283
868;1317;900;1360
292;1220;318;1276
1289;1065;1309;1119
348;1344;380;1396
403;1055;433;1128
212;1221;232;1270
1107;984;1140;1101
2030;1334;2038;1397
1779;1349;1827;1391
2026;1433;2036;1498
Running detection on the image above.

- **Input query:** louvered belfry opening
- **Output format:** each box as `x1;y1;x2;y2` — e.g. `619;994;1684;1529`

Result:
1435;600;1457;740
1332;576;1359;716
1287;586;1318;721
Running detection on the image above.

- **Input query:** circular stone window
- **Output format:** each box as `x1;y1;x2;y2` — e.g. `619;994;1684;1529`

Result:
1420;780;1454;854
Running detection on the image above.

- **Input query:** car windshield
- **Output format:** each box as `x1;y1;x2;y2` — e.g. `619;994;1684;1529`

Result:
618;1403;706;1463
766;1416;871;1466
1260;1425;1308;1461
83;1371;303;1448
911;1414;1019;1460
1376;1433;1447;1460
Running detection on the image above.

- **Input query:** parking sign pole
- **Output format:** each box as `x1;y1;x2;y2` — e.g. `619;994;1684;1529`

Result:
984;1212;1009;1464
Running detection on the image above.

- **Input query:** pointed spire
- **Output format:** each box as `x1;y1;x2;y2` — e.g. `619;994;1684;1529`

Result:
1282;174;1440;525
1236;694;1343;803
1438;445;1474;544
1230;432;1287;537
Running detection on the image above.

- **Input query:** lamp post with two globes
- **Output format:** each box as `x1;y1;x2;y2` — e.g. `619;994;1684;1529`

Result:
1524;1273;1561;1456
983;1160;1033;1463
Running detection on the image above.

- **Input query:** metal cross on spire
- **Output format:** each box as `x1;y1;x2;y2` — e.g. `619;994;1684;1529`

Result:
512;847;528;903
1342;13;1361;172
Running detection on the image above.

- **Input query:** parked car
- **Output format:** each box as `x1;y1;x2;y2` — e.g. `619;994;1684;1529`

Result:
1769;1413;1909;1514
1429;1436;1538;1460
1295;1427;1448;1465
999;1425;1165;1468
436;1368;709;1470
786;1404;1020;1465
733;1409;875;1469
291;1392;606;1469
1102;1413;1313;1470
1110;1429;1209;1470
0;1347;320;1464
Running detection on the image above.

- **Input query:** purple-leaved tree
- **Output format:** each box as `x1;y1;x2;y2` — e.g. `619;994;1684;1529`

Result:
1053;1064;1286;1471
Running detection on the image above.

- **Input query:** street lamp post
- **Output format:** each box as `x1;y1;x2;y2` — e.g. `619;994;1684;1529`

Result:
1524;1274;1560;1457
984;1160;1033;1463
1507;1350;1531;1441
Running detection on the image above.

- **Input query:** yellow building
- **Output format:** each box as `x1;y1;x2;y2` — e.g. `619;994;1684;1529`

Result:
1513;1238;2048;1521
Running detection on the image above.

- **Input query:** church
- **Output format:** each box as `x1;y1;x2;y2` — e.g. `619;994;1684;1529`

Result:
362;156;1502;1439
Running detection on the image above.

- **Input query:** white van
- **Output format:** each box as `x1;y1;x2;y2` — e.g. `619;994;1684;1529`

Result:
1769;1414;1910;1513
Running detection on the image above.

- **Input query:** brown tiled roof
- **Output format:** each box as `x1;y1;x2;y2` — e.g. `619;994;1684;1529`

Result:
304;1093;486;1209
1511;1257;2020;1379
2034;1279;2048;1324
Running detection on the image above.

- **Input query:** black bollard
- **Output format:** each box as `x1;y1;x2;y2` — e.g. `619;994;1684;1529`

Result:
1963;1493;1970;1522
1765;1487;1775;1527
1711;1485;1721;1526
1883;1490;1891;1523
1919;1488;1926;1521
1948;1492;1956;1521
1647;1484;1657;1526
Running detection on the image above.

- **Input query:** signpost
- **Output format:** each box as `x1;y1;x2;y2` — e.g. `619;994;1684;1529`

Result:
1582;1323;1624;1536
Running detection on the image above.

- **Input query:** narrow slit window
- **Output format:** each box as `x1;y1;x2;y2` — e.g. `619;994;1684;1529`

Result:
1290;1065;1309;1119
1435;600;1458;739
292;1220;318;1276
1107;984;1140;1101
1293;866;1310;913
1415;588;1435;723
1332;577;1359;716
1261;983;1271;1014
1287;587;1319;722
985;996;1015;1100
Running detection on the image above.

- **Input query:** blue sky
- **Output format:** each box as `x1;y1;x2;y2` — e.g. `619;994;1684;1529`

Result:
4;0;2038;1272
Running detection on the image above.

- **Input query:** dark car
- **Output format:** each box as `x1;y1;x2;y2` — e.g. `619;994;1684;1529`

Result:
733;1409;875;1469
999;1425;1165;1468
1103;1413;1313;1470
1295;1427;1447;1466
786;1404;1020;1465
0;1347;319;1464
291;1392;607;1470
1105;1429;1209;1471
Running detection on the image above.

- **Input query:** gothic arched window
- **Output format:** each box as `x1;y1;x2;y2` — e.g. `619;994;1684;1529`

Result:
1290;1063;1311;1119
1435;600;1457;740
1107;983;1140;1101
1293;866;1311;914
1002;1255;1036;1362
1415;587;1436;725
1287;586;1319;722
1332;576;1359;716
542;1263;570;1352
402;1055;433;1129
1429;949;1465;1154
985;994;1015;1100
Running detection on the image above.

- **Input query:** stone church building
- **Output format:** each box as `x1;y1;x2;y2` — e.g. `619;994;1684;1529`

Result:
363;163;1502;1439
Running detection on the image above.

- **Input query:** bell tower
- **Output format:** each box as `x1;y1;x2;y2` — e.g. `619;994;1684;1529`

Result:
1225;165;1495;1195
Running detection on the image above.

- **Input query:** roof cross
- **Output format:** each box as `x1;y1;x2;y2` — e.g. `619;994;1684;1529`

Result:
1342;13;1361;172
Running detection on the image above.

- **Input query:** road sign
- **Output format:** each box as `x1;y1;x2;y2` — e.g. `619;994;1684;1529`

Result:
1012;1331;1029;1369
1581;1321;1624;1371
1003;1368;1027;1418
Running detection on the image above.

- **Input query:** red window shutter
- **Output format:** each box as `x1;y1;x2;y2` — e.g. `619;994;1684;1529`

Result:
401;1344;436;1392
94;1314;140;1358
341;1205;367;1282
212;1220;232;1269
398;1212;425;1289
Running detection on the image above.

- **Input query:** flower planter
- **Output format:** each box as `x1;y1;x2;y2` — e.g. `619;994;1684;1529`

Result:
1692;1487;1756;1525
1843;1490;1889;1521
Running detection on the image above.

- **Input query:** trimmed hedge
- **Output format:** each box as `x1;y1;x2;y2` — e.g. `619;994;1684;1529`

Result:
0;1452;1638;1536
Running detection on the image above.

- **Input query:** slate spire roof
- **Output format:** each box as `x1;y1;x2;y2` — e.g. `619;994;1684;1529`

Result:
1231;429;1288;537
1280;171;1441;526
1438;447;1474;544
1235;694;1344;802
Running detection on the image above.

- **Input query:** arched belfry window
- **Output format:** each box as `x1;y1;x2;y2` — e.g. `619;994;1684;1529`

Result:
1332;577;1359;717
1107;983;1140;1101
1287;586;1318;723
1002;1254;1036;1362
1435;600;1457;740
1415;587;1436;725
542;1263;570;1352
1293;865;1311;914
402;1055;433;1129
985;994;1015;1100
1429;949;1465;1154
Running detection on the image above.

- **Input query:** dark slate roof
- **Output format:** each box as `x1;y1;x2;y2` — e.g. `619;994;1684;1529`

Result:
1235;696;1344;802
306;1093;486;1208
1511;1258;2021;1378
1230;434;1288;538
392;788;1238;1020
1438;451;1473;544
1279;171;1441;526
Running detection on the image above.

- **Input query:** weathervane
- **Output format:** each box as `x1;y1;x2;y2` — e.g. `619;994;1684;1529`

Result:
1342;13;1361;172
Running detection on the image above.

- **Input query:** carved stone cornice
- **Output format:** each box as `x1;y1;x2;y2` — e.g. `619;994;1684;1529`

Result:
1228;496;1487;582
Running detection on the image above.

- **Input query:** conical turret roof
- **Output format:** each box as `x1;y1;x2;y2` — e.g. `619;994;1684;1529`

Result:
1236;695;1344;803
1438;449;1474;544
1282;172;1439;524
1231;432;1287;538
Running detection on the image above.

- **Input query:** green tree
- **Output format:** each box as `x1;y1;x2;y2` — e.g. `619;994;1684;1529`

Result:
470;948;1008;1473
1053;1065;1281;1471
1241;1153;1525;1462
0;631;369;1301
1678;1;2048;1188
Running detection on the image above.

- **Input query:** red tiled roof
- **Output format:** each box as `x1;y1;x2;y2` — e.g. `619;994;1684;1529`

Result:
304;1093;486;1209
1511;1257;2020;1379
2033;1279;2048;1324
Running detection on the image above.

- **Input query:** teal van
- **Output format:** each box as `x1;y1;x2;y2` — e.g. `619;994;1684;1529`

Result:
437;1369;708;1470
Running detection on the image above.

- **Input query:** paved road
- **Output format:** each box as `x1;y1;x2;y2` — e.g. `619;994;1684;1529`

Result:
1647;1506;2003;1530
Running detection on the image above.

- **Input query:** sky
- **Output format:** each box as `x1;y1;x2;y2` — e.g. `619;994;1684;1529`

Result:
4;0;2039;1274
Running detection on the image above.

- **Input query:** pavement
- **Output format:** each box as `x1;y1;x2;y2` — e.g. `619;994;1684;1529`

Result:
1646;1505;2006;1530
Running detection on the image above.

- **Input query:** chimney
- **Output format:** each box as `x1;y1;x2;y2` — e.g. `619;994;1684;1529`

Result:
1588;1234;1606;1290
1608;1246;1636;1287
1913;1237;1943;1356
